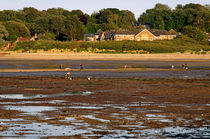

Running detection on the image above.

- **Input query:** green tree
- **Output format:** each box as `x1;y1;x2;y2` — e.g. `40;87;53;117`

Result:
0;23;9;40
120;10;136;30
64;15;85;41
38;32;56;40
22;7;41;23
34;17;50;33
184;25;207;41
0;10;17;21
6;21;30;38
3;23;17;41
86;16;100;33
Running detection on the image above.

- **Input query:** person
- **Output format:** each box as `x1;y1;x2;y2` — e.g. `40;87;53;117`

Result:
182;64;185;69
65;72;71;79
171;65;175;69
80;64;83;70
59;64;63;69
184;63;188;69
124;64;127;69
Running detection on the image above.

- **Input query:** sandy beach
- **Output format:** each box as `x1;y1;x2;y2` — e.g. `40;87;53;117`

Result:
0;51;210;61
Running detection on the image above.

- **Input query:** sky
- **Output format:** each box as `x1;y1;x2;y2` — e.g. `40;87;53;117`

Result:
0;0;209;18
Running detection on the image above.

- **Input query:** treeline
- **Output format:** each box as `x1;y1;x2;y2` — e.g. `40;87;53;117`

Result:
0;3;209;42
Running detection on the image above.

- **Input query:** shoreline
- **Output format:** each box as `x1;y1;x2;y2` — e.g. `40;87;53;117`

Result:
0;68;171;73
0;51;210;61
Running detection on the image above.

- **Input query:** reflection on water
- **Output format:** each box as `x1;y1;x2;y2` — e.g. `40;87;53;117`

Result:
0;94;46;99
4;106;56;115
0;91;94;100
1;95;210;138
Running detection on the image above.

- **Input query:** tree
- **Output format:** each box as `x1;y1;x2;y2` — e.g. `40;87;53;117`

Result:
22;7;41;23
38;32;56;40
64;15;85;41
154;3;171;11
86;17;100;34
120;10;136;30
0;10;17;21
6;21;30;38
184;26;207;41
0;23;8;40
34;17;50;33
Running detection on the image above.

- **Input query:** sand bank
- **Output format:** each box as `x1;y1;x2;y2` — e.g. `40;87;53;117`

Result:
0;52;210;61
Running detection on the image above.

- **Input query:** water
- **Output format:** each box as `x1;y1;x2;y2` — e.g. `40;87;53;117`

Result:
1;95;210;138
0;70;209;79
4;106;56;115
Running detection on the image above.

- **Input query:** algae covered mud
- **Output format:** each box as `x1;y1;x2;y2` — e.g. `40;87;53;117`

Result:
0;74;210;138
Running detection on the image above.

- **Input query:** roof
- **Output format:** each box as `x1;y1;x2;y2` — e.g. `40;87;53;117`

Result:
85;34;95;37
149;29;169;36
134;29;145;35
17;37;31;42
169;29;178;35
95;29;103;35
115;29;134;35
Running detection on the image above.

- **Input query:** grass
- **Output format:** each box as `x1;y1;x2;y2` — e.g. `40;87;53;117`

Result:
9;37;210;54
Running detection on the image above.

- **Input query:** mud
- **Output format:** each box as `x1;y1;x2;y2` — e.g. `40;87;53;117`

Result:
0;76;210;138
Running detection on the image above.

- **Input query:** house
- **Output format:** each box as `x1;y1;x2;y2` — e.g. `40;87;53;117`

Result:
84;34;95;41
135;29;177;41
16;34;38;42
93;29;177;42
113;29;135;41
94;29;104;41
135;29;156;41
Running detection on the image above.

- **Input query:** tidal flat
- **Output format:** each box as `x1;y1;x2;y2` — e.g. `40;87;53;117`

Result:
0;75;210;138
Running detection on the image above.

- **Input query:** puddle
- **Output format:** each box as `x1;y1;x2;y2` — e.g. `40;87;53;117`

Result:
0;118;24;122
83;115;110;123
61;91;94;96
0;122;90;137
0;94;47;99
145;114;173;123
4;106;56;115
161;126;210;138
68;106;104;109
0;91;94;100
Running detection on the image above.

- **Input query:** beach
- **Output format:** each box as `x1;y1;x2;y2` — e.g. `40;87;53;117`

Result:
0;52;210;138
1;51;210;61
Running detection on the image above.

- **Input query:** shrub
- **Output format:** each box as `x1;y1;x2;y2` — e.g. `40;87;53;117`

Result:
11;38;210;54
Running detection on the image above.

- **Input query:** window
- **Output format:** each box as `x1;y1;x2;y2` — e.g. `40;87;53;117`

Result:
143;38;147;40
137;37;140;41
150;37;153;41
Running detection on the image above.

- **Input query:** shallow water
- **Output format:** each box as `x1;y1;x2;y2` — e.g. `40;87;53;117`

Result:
0;70;209;79
1;98;210;138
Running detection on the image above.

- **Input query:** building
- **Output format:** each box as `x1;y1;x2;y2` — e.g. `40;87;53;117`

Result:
84;34;95;41
16;34;38;42
92;29;177;42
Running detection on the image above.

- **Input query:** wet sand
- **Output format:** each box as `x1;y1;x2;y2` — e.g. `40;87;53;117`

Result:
0;76;210;138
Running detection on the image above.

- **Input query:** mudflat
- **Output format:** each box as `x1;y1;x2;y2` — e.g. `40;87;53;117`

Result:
0;77;210;138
